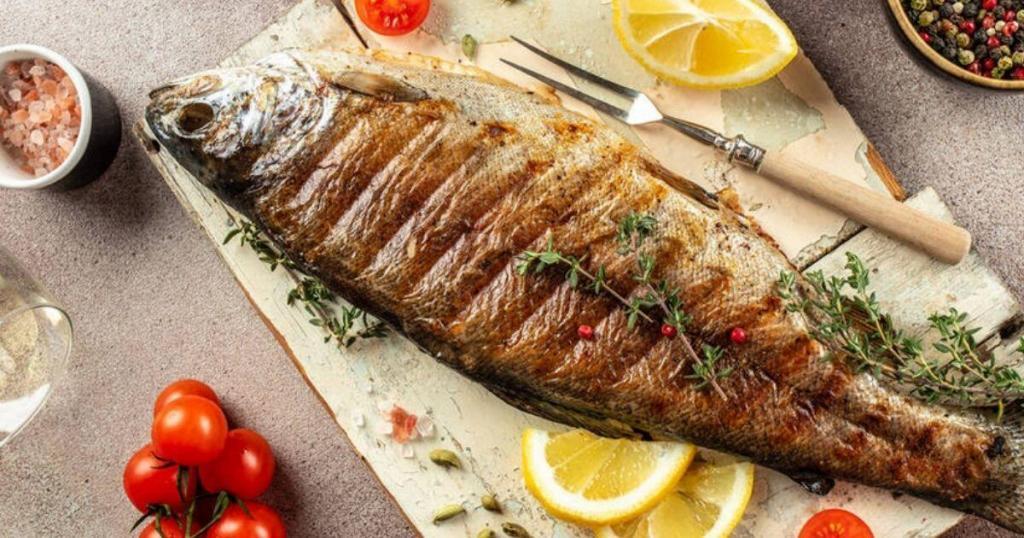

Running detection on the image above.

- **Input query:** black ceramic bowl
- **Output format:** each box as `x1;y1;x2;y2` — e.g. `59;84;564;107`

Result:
0;44;122;190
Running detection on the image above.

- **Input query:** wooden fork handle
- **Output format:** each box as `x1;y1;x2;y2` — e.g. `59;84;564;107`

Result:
757;152;971;264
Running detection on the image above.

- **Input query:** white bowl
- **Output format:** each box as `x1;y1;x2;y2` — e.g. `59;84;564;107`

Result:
0;44;118;190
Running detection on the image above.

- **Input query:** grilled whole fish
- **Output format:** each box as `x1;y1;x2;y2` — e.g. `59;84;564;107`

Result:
146;49;1024;532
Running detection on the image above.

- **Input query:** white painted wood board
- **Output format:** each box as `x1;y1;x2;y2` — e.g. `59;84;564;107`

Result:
135;1;1023;536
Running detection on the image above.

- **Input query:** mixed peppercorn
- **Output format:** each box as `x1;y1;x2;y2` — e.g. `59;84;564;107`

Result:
905;0;1024;80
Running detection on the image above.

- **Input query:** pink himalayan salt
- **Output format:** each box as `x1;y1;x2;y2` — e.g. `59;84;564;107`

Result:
387;405;418;444
0;59;81;178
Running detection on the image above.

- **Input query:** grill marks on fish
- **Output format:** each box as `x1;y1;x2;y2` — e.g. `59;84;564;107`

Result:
327;119;453;271
448;154;669;384
409;148;604;331
261;94;996;502
363;124;539;308
255;99;420;255
307;107;454;274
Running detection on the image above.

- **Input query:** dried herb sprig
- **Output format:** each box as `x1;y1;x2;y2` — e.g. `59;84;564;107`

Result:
222;220;295;272
225;220;388;348
778;252;1024;417
515;212;729;398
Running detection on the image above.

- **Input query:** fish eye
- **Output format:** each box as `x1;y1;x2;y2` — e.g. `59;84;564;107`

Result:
177;102;216;133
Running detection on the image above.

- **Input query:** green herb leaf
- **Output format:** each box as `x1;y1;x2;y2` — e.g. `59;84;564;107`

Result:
222;228;242;245
777;252;1024;412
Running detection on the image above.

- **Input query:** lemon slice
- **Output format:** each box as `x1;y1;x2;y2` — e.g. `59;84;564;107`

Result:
522;428;697;526
595;456;756;538
612;0;798;89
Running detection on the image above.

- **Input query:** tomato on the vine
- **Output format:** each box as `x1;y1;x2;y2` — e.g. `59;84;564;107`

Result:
152;395;228;466
206;502;286;538
354;0;431;36
199;429;276;499
138;517;199;538
798;509;874;538
154;379;220;416
123;444;196;513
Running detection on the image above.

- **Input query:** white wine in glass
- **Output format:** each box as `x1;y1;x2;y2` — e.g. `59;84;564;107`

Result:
0;245;72;447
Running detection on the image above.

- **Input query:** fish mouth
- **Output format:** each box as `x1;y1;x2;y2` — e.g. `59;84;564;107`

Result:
144;93;221;188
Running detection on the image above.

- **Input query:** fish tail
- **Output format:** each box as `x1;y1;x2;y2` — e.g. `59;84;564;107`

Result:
966;411;1024;533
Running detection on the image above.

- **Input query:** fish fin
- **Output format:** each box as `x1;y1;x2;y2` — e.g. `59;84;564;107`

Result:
787;471;836;496
328;71;428;102
962;408;1024;533
640;159;719;210
484;383;644;440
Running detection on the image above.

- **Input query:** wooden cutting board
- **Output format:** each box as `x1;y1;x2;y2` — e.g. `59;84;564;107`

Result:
135;1;1024;536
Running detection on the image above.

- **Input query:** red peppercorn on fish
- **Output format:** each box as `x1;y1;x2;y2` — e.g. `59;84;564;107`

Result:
146;49;1024;532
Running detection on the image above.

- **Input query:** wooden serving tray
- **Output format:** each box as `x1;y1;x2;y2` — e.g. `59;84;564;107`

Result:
135;1;1024;535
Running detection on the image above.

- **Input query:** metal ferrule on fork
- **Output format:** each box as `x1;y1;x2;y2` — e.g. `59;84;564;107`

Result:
713;134;766;170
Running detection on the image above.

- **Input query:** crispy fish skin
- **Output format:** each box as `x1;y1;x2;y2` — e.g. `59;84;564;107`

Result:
146;49;1024;531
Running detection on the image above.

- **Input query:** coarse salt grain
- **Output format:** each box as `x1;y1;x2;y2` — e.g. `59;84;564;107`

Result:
415;415;435;438
388;405;419;444
0;59;81;178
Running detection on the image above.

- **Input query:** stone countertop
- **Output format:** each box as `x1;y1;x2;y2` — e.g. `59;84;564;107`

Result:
0;1;1020;536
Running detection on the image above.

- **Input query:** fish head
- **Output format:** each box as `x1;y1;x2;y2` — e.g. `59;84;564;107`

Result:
145;54;329;191
146;51;432;193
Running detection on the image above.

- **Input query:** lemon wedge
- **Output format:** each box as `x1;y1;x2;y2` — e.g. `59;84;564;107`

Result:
612;0;798;89
595;456;756;538
521;428;697;526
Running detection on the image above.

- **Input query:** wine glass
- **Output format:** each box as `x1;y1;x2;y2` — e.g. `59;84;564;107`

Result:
0;244;72;447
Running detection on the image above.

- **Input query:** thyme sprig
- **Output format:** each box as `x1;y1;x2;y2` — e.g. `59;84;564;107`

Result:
687;344;736;392
515;212;730;398
289;277;389;346
222;221;295;272
778;252;1024;417
224;220;388;348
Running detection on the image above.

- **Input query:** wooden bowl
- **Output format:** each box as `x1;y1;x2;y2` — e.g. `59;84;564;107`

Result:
886;0;1024;90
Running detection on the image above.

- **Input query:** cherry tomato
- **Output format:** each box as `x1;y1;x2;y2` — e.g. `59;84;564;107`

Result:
206;502;286;538
799;509;874;538
152;395;228;466
154;379;220;416
354;0;431;36
199;429;276;499
123;444;197;512
138;517;199;538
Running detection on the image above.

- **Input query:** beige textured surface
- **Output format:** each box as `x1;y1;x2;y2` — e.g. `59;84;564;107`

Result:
0;1;1020;537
